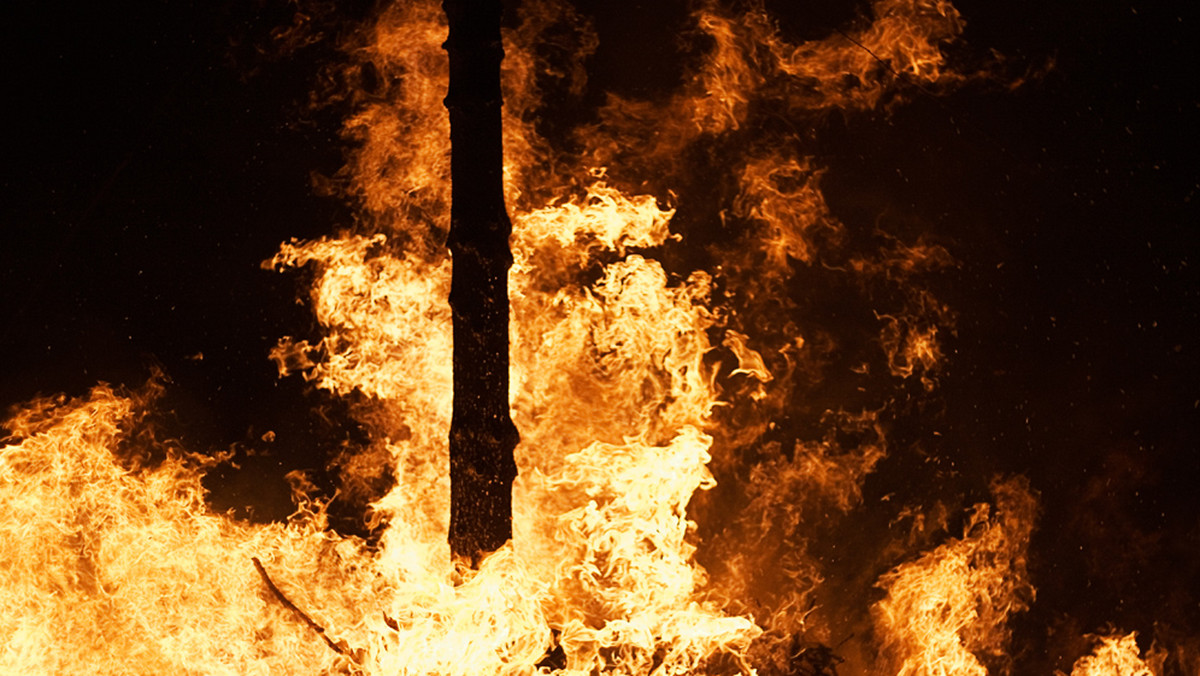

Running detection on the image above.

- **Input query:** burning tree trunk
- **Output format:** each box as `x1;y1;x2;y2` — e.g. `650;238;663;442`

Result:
442;0;520;564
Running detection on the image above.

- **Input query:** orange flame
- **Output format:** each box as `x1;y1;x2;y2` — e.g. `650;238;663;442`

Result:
1065;633;1163;676
3;0;1134;674
873;477;1037;675
0;386;364;673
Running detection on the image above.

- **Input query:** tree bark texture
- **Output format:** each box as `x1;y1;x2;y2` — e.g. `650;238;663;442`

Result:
443;0;520;565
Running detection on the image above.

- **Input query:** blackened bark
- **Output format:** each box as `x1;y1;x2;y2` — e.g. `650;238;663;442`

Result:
443;0;520;565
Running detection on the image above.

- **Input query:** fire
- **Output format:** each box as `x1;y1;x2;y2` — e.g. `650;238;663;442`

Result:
0;385;355;673
1;0;1182;674
872;477;1037;676
1066;634;1162;676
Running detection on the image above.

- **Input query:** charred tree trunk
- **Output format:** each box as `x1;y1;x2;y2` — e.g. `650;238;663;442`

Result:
443;0;520;565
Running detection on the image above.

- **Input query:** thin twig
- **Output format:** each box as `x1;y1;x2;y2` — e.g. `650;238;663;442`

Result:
833;26;943;101
832;23;1018;153
251;556;354;661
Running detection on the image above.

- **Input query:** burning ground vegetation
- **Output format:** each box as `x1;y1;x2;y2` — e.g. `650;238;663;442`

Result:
1;0;1196;674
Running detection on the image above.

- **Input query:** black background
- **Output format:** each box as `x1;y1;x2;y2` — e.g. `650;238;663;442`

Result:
1;0;1196;668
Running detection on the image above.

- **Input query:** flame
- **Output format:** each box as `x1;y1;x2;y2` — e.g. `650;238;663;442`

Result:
5;0;1164;674
872;477;1037;676
268;233;454;576
0;386;366;674
337;1;452;253
1065;633;1162;676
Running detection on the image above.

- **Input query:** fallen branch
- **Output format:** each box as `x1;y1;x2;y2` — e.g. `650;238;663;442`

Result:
251;556;357;663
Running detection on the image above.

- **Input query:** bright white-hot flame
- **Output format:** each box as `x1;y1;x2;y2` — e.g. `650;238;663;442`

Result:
258;175;761;673
0;387;367;674
269;233;454;578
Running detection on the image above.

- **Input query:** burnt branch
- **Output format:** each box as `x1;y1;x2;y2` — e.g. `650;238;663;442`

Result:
251;556;359;664
443;0;520;564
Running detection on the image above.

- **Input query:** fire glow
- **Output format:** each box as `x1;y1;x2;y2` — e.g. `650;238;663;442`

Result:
0;1;1189;675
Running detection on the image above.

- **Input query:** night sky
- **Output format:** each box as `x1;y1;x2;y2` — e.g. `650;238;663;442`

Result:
2;0;1197;669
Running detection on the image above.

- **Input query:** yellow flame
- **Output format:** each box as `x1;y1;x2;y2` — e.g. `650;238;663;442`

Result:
0;386;366;674
1066;633;1161;676
873;477;1038;676
258;174;762;672
0;0;1081;673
